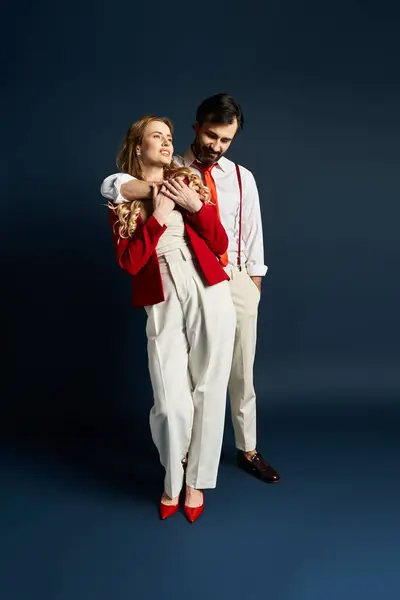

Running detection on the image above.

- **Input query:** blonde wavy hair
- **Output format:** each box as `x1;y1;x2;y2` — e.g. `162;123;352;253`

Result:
109;115;211;239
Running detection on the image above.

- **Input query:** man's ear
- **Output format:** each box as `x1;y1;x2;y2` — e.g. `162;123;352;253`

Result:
193;122;199;133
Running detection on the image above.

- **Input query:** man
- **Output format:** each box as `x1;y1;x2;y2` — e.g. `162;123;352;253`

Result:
101;93;280;483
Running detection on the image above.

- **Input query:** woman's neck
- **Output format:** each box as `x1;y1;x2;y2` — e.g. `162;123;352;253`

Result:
141;165;164;183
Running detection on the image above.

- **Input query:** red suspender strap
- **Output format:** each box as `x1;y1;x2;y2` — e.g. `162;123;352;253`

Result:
235;163;243;270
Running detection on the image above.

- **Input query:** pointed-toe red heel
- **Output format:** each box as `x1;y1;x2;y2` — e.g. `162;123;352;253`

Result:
159;502;179;520
184;504;204;523
184;499;204;523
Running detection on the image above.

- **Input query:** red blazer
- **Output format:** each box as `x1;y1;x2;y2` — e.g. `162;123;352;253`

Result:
109;204;230;308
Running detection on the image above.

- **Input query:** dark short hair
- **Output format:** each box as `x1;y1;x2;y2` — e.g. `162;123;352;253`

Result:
195;93;244;131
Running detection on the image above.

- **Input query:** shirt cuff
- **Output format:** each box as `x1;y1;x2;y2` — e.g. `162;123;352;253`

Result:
100;173;135;204
114;174;135;204
246;263;268;277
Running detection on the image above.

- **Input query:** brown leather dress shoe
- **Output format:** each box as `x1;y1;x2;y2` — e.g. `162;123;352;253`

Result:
237;451;280;483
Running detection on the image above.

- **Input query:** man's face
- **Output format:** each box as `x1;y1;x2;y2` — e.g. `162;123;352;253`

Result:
192;118;238;166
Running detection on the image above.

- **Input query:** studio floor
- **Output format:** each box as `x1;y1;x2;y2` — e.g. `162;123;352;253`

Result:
1;402;399;600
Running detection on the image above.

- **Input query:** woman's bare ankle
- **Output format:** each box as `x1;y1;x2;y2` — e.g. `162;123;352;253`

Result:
185;485;203;507
161;491;179;505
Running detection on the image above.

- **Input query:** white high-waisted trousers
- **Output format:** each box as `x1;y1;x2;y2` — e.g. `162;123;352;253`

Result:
145;246;236;499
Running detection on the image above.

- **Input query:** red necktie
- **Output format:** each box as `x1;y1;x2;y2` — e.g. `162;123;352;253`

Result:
194;162;229;267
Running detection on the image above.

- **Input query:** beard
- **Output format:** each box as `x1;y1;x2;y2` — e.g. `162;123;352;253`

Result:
192;140;223;166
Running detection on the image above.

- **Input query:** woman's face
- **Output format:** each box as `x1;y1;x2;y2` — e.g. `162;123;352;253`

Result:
137;121;173;167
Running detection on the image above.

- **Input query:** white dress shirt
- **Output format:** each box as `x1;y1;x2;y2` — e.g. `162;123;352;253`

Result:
100;148;267;276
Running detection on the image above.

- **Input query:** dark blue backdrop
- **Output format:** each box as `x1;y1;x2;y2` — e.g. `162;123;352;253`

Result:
1;1;399;599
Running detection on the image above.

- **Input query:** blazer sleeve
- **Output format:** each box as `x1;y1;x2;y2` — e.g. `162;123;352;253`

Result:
109;210;166;275
184;204;228;255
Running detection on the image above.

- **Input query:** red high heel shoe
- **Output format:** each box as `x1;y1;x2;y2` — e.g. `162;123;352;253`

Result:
184;503;203;523
184;492;204;523
159;501;179;520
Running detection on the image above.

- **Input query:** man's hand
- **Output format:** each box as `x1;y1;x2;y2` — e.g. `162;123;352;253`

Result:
162;178;203;214
250;276;262;293
152;184;175;226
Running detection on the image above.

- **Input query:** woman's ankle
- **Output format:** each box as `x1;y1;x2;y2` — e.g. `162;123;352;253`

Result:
185;485;204;507
161;491;179;505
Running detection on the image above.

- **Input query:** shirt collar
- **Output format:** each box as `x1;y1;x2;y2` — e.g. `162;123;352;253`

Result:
182;147;227;172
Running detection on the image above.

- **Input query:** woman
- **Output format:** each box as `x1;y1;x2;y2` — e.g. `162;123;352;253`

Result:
106;115;236;523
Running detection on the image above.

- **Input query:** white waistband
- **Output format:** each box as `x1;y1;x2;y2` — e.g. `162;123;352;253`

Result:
158;246;194;266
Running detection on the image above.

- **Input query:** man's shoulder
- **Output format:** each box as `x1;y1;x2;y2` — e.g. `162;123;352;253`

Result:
220;156;255;180
173;153;185;167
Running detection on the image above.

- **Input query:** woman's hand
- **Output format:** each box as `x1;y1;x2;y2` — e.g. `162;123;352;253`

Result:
152;184;175;226
162;178;203;214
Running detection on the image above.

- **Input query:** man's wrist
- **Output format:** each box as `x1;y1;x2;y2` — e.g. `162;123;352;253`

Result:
250;276;262;292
